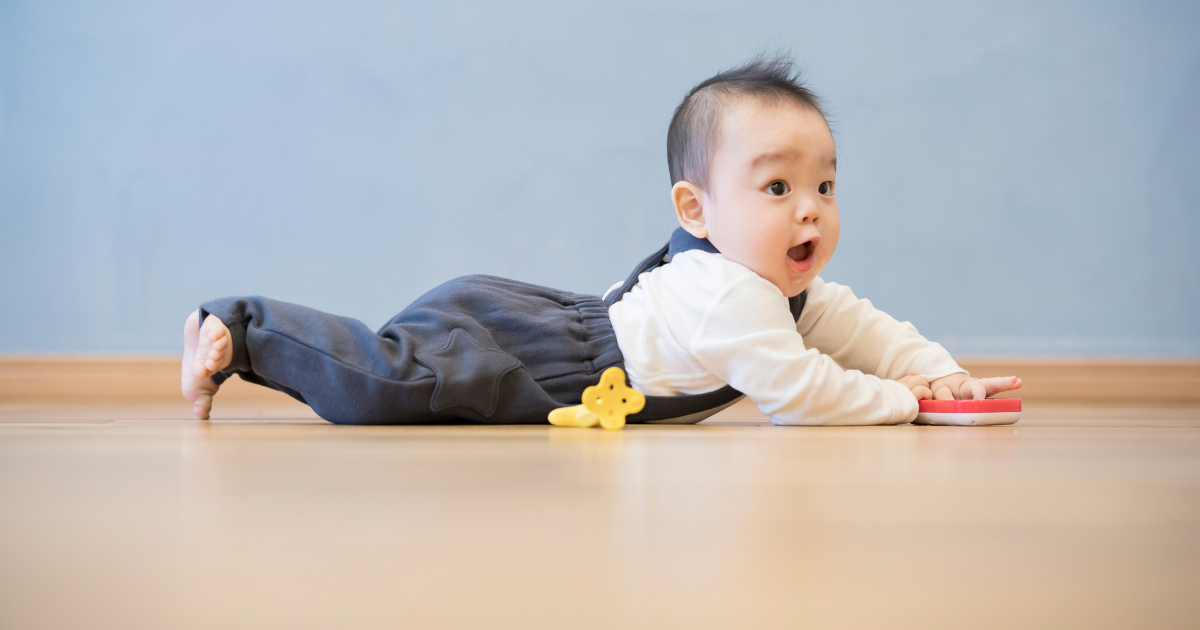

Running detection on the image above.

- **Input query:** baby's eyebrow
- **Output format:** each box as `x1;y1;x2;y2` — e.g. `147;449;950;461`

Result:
750;150;800;168
749;150;838;171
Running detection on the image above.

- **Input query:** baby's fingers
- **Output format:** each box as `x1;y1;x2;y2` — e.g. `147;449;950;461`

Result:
911;385;932;401
959;379;987;400
980;376;1022;397
960;376;1023;400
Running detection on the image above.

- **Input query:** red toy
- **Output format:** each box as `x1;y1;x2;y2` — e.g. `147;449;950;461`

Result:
914;398;1021;426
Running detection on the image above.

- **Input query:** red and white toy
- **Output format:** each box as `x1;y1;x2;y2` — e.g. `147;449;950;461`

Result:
914;398;1021;426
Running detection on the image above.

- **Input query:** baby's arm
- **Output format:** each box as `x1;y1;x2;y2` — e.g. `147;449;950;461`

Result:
798;277;966;382
797;277;1020;400
688;275;923;426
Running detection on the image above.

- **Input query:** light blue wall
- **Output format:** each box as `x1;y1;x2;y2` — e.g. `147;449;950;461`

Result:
1;0;1197;354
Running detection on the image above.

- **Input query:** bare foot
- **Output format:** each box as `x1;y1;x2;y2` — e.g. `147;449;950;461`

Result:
181;310;233;419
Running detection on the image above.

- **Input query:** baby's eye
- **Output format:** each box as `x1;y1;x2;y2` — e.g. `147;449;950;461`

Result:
818;181;833;196
767;181;789;196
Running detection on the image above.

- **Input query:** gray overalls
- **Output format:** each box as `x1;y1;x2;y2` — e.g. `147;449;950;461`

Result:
200;228;806;425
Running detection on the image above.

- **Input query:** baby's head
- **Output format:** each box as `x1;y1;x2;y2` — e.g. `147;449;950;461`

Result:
668;56;837;298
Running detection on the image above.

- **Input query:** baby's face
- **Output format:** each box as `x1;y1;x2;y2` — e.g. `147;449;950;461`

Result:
695;99;839;297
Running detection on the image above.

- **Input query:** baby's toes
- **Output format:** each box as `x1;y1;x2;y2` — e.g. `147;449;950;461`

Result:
193;395;213;420
192;358;210;378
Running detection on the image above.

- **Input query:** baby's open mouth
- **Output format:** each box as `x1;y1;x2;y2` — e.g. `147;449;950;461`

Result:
786;237;819;274
788;239;816;263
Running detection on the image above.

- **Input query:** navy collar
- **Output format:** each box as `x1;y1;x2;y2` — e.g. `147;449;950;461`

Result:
667;227;719;260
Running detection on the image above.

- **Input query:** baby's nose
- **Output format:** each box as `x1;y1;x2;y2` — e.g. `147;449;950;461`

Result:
797;199;820;223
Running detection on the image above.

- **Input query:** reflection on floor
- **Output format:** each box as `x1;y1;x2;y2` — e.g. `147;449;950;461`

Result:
2;402;1198;629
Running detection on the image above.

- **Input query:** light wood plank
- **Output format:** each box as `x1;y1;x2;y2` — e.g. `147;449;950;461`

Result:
0;404;1197;629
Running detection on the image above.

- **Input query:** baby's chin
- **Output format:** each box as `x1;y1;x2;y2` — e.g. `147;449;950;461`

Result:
785;258;832;296
779;276;814;298
776;253;826;296
766;267;817;298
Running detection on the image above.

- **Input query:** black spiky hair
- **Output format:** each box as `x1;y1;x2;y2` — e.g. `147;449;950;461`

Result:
666;54;827;189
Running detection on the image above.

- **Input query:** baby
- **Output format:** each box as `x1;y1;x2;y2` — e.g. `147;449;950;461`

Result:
182;56;1021;425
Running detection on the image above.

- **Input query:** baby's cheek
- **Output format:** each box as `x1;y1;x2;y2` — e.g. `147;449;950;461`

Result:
819;234;838;265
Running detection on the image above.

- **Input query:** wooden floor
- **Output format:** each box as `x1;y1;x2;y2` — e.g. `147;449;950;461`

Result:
2;401;1199;629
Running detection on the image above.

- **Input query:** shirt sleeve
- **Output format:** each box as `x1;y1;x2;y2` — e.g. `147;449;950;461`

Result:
797;277;968;382
687;273;921;426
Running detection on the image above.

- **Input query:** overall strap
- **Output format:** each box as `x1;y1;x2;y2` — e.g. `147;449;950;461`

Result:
610;228;807;422
603;242;669;308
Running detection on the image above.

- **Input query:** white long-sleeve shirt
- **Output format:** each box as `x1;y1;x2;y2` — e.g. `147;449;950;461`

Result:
606;250;967;425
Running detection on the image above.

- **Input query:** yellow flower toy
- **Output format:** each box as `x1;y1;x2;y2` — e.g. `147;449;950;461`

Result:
547;366;645;431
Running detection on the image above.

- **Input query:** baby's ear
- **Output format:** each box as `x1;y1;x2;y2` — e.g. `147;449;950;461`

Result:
672;181;707;238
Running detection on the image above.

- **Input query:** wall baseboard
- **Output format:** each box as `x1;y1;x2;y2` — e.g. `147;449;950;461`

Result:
956;358;1200;404
0;356;299;405
1;356;1198;406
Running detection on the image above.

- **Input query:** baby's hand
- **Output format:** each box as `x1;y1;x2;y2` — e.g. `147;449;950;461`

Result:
896;375;933;401
928;373;1023;400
